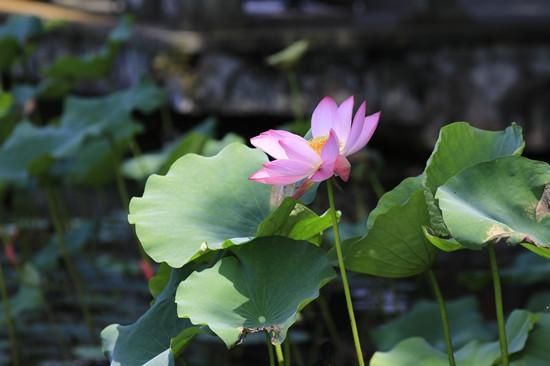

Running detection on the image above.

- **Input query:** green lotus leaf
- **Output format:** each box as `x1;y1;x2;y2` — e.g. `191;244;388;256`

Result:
0;121;70;182
175;237;335;347
0;80;163;184
0;16;44;70
266;40;309;68
129;143;272;267
511;313;550;365
101;265;202;366
371;297;493;352
43;17;132;82
436;156;550;251
0;264;44;323
423;122;524;236
123;129;241;181
0;16;44;44
526;293;550;312
202;133;244;157
148;263;171;299
33;222;94;270
0;91;13;119
370;310;538;366
122;119;228;181
344;190;436;278
422;226;465;252
256;197;334;245
501;252;550;285
521;244;550;260
367;175;423;231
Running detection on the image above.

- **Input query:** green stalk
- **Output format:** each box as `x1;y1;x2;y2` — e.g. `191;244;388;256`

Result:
0;257;20;366
275;344;285;366
286;70;303;121
291;340;305;366
327;179;365;366
488;245;509;366
317;294;343;350
161;105;175;139
46;187;94;338
367;170;385;200
266;332;275;366
427;270;456;366
284;336;292;366
108;140;150;262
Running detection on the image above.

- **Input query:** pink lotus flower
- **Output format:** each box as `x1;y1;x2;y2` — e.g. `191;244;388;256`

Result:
249;96;380;187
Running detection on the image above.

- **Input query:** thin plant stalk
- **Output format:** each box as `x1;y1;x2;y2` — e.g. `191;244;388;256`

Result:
327;179;365;366
367;170;385;200
275;344;285;366
161;105;175;139
317;294;343;351
266;332;275;366
46;187;94;337
284;335;292;366
0;257;20;366
427;270;456;366
108;140;151;263
291;340;305;366
286;70;303;121
488;244;509;366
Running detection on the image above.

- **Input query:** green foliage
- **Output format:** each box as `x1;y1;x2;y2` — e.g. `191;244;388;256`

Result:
42;17;133;93
366;175;423;231
0;264;44;324
370;310;539;366
344;189;436;277
129;143;272;268
423;122;524;236
266;40;309;69
436;157;550;252
510;313;550;365
256;197;334;245
0;80;164;185
0;16;44;70
371;297;493;352
102;265;203;365
175;237;335;347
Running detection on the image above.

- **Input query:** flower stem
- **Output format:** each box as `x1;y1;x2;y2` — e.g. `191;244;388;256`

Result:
286;70;303;121
46;187;94;338
0;257;20;366
426;270;456;366
266;332;275;366
284;336;292;366
327;179;365;366
317;294;343;351
275;344;285;366
488;244;509;366
108;140;151;266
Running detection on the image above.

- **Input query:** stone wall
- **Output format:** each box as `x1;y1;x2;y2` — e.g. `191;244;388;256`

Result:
189;44;550;153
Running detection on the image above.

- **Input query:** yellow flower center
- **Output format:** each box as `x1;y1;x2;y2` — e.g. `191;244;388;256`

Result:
308;136;328;155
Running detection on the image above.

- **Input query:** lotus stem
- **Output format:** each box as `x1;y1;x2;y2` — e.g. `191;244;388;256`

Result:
284;336;292;366
0;255;20;366
286;70;303;121
275;343;285;366
108;139;151;269
161;104;175;139
327;179;365;366
488;244;509;366
46;187;94;338
317;294;343;351
291;340;305;366
427;270;456;366
266;332;275;366
367;170;385;199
